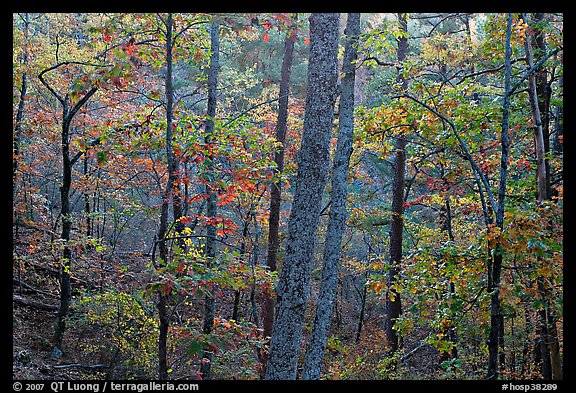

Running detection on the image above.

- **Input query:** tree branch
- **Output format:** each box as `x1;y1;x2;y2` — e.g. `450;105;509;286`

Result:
396;93;498;215
508;47;561;96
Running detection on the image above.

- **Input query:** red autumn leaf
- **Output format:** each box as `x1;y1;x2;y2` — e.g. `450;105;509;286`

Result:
262;20;273;30
179;216;192;224
263;33;270;43
125;41;136;55
104;33;111;43
304;37;310;45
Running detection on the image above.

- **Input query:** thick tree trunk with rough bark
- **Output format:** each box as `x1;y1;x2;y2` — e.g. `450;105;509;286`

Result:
301;13;359;380
264;13;340;380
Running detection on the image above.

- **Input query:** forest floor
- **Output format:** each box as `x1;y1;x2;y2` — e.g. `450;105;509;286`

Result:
13;226;447;381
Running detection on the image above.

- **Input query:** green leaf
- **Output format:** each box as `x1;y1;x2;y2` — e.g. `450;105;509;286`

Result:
97;151;108;165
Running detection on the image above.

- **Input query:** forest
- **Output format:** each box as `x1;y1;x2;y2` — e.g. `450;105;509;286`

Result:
12;12;563;382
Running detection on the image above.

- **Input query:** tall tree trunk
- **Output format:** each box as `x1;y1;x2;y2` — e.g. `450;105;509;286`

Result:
536;280;552;379
200;19;220;381
547;313;562;379
156;13;178;380
523;13;558;380
487;13;512;380
14;13;29;194
533;13;552;200
355;271;368;343
439;197;458;362
551;76;563;156
522;14;547;205
83;157;92;238
38;61;98;351
532;13;562;380
262;14;297;374
264;13;340;380
301;13;360;380
385;12;408;357
53;105;73;351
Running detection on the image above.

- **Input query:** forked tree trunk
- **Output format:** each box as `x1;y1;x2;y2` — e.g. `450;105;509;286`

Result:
301;12;360;380
37;61;98;351
264;13;340;380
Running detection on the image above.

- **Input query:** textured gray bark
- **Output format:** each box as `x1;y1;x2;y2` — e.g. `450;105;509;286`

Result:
264;13;340;380
301;13;359;380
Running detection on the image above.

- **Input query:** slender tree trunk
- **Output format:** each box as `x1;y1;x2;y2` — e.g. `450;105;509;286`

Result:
83;157;92;238
533;13;562;380
301;13;360;380
14;13;29;189
385;12;408;357
53;105;73;350
233;216;251;321
37;62;98;351
547;313;562;379
523;13;559;380
537;280;552;379
200;19;220;380
522;14;547;205
356;271;368;343
262;15;297;374
265;13;340;380
533;13;553;200
439;197;458;363
551;76;563;156
487;13;512;380
499;314;506;371
14;13;30;240
156;13;177;380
